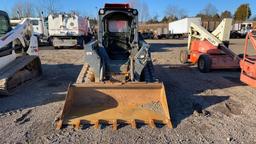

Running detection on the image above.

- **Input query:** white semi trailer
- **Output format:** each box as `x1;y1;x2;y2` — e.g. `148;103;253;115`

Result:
48;13;90;48
168;17;201;38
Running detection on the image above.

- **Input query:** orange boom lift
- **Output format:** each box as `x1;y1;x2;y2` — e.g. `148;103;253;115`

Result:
240;31;256;87
180;19;241;73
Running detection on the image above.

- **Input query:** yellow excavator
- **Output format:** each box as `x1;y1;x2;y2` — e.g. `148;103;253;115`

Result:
55;4;172;130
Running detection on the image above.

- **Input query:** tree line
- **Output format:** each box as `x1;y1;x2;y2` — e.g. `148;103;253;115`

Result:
10;0;255;24
145;3;254;24
11;0;58;19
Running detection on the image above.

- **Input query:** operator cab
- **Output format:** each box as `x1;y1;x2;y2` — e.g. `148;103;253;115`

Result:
100;4;138;60
0;10;11;37
0;10;12;55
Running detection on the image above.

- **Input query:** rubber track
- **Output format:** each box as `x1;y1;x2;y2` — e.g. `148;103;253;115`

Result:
0;55;42;95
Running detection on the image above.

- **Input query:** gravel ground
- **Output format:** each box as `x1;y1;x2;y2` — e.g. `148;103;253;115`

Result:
0;39;256;144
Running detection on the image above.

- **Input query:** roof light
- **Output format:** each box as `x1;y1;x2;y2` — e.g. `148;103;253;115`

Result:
104;3;130;9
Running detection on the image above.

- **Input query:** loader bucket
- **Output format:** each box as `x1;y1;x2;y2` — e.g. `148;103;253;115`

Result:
56;82;172;130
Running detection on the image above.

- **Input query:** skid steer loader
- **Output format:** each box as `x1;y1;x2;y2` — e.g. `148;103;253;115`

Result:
0;10;42;95
56;4;172;130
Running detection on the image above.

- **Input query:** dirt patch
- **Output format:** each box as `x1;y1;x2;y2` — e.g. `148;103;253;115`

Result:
224;99;244;115
15;109;32;124
213;99;244;116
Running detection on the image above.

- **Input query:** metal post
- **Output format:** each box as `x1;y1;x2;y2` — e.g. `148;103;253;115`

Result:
246;4;249;21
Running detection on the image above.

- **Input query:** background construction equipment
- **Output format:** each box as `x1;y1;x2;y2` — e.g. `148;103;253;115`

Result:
240;31;256;87
0;10;42;95
180;18;241;72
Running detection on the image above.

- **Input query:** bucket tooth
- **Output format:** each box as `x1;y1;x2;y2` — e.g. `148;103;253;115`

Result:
112;120;118;130
74;120;81;129
56;120;63;130
94;120;100;129
149;119;156;128
130;120;137;129
165;119;173;128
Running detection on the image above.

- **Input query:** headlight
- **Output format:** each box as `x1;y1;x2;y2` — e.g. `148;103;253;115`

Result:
139;49;147;59
133;10;138;15
139;54;145;59
99;9;105;15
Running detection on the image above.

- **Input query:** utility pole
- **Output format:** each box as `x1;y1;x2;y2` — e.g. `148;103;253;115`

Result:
246;4;249;21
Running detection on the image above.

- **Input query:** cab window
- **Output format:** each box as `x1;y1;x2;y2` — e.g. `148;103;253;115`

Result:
30;20;39;26
0;15;9;36
108;20;128;32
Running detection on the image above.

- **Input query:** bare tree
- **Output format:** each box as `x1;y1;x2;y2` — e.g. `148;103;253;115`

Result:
200;3;218;16
12;2;23;18
11;1;34;18
165;5;177;18
127;0;139;8
45;0;57;14
165;5;187;20
147;15;159;24
24;1;33;17
140;2;149;22
127;0;149;23
36;0;57;15
220;11;232;19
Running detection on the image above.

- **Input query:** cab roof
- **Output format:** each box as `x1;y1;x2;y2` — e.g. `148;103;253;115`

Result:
0;10;9;18
104;3;130;9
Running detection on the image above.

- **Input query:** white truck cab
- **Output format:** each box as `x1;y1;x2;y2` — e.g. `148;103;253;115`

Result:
29;17;49;44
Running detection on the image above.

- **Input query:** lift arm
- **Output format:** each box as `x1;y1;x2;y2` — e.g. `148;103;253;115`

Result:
212;19;232;42
0;18;38;56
